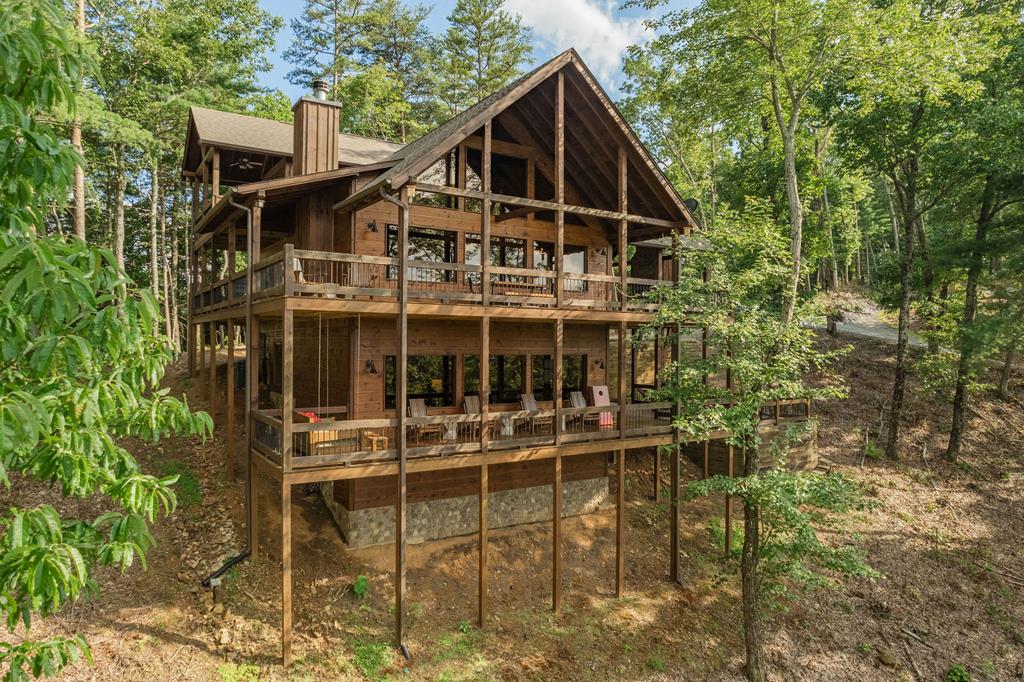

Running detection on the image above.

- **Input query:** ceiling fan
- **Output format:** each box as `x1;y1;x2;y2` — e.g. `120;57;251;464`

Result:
230;157;260;171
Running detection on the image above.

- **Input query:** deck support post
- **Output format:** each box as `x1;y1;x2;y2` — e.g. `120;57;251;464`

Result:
208;322;216;423
552;453;562;612
670;322;682;583
395;185;410;650
247;317;260;553
703;441;710;479
616;318;627;596
478;463;488;625
615;447;625;597
226;319;235;478
725;443;734;556
197;323;205;388
281;479;292;667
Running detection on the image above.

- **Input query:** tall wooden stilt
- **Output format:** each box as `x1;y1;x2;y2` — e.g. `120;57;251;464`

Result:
552;454;562;611
616;448;625;597
553;320;563;445
478;463;488;625
395;186;410;649
208;322;217;424
281;480;292;666
703;440;710;479
480;317;490;452
226;319;235;478
725;443;734;555
670;443;681;583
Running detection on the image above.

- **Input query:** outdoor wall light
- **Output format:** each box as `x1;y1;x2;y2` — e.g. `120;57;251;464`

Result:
367;219;378;232
593;358;605;369
365;358;379;374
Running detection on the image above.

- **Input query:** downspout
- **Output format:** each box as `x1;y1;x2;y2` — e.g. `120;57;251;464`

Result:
202;197;255;587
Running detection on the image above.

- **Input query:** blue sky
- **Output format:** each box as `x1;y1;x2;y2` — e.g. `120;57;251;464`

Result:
258;0;692;99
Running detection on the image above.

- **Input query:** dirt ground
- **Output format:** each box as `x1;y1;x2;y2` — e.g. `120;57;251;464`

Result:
3;331;1024;682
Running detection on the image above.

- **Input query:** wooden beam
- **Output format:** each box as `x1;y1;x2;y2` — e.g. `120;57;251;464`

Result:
725;443;734;556
552;453;562;612
395;185;410;648
670;441;680;583
226;319;235;479
478;463;488;625
482;121;492;306
480;316;490;452
618;148;628;313
553;320;563;446
616;447;625;597
252;193;264;262
247;316;260;551
412;183;681;230
209;322;217;425
282;310;294;472
281;481;292;666
555;70;565;307
212;148;221;202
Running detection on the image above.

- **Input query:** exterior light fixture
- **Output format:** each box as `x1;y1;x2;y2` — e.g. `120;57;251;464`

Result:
367;219;378;232
365;358;378;374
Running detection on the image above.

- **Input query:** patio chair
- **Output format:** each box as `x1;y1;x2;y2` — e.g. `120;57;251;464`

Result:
519;394;552;434
408;398;443;444
568;390;600;430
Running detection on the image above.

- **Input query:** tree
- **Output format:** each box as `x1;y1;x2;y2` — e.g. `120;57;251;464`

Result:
832;0;1005;457
284;0;367;99
435;0;532;114
653;203;873;682
635;0;859;325
0;2;212;678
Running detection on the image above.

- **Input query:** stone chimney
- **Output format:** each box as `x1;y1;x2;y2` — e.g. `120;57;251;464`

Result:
292;79;341;175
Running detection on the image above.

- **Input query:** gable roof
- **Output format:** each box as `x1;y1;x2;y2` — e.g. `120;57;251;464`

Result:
338;49;697;231
183;106;405;171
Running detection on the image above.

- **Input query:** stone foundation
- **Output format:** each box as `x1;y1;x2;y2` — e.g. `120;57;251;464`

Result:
320;477;611;547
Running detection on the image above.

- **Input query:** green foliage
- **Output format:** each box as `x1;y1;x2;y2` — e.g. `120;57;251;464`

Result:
353;574;370;599
215;662;259;682
945;663;972;682
0;2;212;679
352;640;390;680
687;470;877;609
434;0;532;114
863;441;885;461
647;655;666;672
160;461;202;508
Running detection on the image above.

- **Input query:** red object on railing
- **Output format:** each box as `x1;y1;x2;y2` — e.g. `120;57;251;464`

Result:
296;411;320;423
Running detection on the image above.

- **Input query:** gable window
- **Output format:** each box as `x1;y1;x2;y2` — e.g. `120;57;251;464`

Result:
384;355;456;409
464;354;526;404
413;148;458;209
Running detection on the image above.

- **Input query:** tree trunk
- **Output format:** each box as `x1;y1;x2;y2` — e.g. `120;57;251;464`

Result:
170;189;181;351
885;162;918;459
946;176;995;461
998;340;1016;400
149;160;160;297
913;213;939;354
781;129;804;326
113;145;126;269
741;444;765;682
884;178;900;256
71;0;86;241
161;175;174;340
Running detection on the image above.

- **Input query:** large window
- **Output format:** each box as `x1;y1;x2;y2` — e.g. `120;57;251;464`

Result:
384;355;456;409
465;234;525;284
464;354;526;404
386;225;458;282
531;354;588;402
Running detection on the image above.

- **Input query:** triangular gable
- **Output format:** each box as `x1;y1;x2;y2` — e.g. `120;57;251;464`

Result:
341;49;697;233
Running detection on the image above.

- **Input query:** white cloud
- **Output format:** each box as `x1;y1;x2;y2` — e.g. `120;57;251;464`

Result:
506;0;652;87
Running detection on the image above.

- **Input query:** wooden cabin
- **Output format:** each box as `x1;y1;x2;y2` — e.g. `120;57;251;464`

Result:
182;49;812;665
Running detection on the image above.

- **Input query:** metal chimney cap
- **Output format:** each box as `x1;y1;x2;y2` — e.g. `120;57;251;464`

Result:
312;79;329;100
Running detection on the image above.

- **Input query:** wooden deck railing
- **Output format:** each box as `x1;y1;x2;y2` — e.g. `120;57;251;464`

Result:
193;246;671;314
